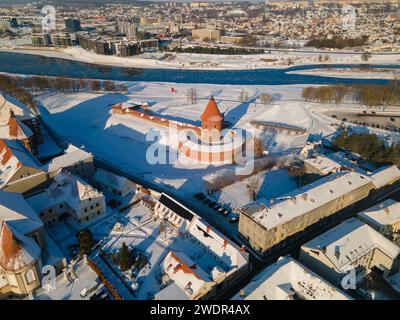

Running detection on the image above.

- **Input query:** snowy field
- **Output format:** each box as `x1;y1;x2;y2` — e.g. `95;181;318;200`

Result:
2;46;400;70
37;82;335;194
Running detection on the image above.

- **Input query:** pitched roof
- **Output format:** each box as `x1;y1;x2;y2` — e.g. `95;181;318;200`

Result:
0;222;41;272
7;117;33;140
27;169;103;213
0;139;42;186
242;171;372;230
232;256;350;300
357;199;400;229
158;193;195;222
200;97;223;122
161;250;212;299
0;190;43;235
302;218;400;271
43;144;92;173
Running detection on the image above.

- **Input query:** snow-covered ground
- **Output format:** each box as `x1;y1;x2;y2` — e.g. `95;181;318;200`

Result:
36;82;335;194
2;46;400;70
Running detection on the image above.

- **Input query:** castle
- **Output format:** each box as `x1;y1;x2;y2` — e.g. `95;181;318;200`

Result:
111;96;247;165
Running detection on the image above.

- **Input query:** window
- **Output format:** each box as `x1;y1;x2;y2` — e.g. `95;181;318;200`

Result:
25;270;36;284
60;204;63;209
49;209;53;213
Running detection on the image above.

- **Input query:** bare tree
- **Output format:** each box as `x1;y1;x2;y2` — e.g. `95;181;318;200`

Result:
239;89;248;102
254;137;265;158
186;88;197;104
260;92;273;105
246;176;261;202
361;52;372;62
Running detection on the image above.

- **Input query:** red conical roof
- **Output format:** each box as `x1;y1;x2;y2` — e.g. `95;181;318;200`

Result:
201;96;223;122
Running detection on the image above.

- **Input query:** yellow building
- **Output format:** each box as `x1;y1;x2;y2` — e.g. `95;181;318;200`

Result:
299;218;400;287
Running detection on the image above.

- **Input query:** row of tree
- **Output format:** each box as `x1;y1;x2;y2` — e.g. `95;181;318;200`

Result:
333;131;400;166
0;74;129;113
0;74;128;95
302;81;400;107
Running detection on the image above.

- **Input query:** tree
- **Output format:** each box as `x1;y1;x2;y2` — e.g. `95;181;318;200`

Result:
254;137;265;158
186;88;197;104
260;92;272;105
119;242;134;272
103;80;116;92
77;229;95;255
246;176;261;202
90;80;101;92
361;52;372;62
239;89;248;102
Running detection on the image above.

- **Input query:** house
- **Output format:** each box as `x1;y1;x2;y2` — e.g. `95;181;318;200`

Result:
154;194;249;300
232;256;351;300
158;250;215;300
0;139;46;193
299;218;400;287
0;115;34;154
303;155;342;176
44;144;95;182
93;168;136;197
239;171;373;257
26;170;106;226
154;193;196;233
0;190;66;297
357;199;400;237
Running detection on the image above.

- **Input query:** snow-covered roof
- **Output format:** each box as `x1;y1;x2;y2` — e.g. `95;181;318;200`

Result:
188;216;248;273
0;190;43;235
0;94;35;126
160;250;212;299
357;199;400;230
232;256;350;300
303;155;342;175
26;170;102;213
302;218;400;271
0;117;33;141
155;282;190;300
93;168;133;191
0;222;41;272
43;144;92;173
370;165;400;189
241;171;372;230
0;139;42;186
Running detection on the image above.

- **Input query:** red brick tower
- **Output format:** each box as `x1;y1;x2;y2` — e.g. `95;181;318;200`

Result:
200;97;224;140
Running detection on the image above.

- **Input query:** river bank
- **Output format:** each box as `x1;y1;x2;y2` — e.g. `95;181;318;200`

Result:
1;46;400;71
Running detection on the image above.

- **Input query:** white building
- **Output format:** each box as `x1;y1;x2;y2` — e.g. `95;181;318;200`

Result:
93;168;136;197
232;256;351;300
357;199;400;237
154;193;249;300
154;193;195;233
299;218;400;286
26;170;106;226
0;191;65;297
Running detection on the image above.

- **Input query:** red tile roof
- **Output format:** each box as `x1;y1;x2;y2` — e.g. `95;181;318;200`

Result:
201;97;223;122
0;222;22;271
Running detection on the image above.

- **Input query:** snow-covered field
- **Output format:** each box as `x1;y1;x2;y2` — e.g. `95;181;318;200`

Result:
37;82;334;191
2;46;400;70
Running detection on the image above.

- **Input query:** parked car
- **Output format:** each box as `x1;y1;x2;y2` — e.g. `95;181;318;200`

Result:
80;282;100;298
229;217;239;224
208;201;217;208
